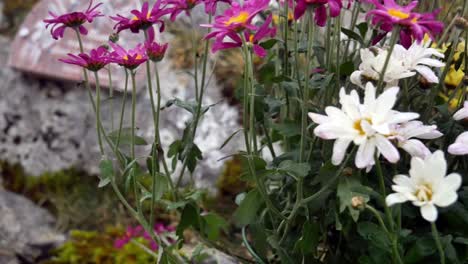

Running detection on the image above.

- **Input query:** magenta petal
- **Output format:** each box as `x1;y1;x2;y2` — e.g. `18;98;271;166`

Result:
314;5;327;27
253;44;267;57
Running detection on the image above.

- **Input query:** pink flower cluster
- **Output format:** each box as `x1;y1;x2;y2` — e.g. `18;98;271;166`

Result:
203;0;276;57
114;223;175;251
365;0;444;48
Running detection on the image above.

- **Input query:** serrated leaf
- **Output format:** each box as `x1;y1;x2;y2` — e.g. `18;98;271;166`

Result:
357;222;391;252
260;39;279;50
98;159;114;188
337;174;369;221
341;27;364;44
176;203;201;237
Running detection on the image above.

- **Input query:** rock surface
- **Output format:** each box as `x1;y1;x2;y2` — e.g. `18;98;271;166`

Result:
0;188;65;264
0;5;243;191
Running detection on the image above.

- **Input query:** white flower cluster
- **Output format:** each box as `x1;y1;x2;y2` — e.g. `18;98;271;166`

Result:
351;42;445;88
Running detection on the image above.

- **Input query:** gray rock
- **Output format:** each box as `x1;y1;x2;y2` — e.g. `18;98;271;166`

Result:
0;189;65;264
0;28;243;191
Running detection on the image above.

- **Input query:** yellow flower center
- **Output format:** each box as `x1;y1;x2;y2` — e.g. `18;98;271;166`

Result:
249;34;254;43
132;13;151;21
124;54;142;61
353;118;372;136
415;184;433;202
225;11;250;26
388;9;410;19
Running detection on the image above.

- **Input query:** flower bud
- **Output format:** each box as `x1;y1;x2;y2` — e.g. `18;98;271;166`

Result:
109;33;120;43
463;75;468;86
351;196;366;210
454;17;468;30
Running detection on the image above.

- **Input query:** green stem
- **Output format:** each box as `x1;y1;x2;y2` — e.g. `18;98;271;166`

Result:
154;64;177;200
299;12;314;162
108;67;114;131
242;227;266;264
130;71;141;214
189;15;199;100
75;29;104;155
93;71;105;155
200;15;212;93
432;222;446;264
377;27;399;94
374;155;394;230
366;205;390;235
115;70;129;152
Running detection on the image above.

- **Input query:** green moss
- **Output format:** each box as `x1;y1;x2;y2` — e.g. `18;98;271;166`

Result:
0;161;134;231
42;228;156;264
216;156;246;197
1;0;38;35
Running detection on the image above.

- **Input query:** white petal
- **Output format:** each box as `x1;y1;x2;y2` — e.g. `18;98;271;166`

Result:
374;87;399;121
433;191;458;207
393;174;412;186
417;58;445;67
308;113;329;124
386;112;420;124
400;139;431;159
409;156;426;180
444;173;462;191
424;150;447;180
375;134;400;163
420;204;438;222
448;143;468;155
350;71;365;88
355;139;376;169
332;139;352;165
414;65;439;83
453;108;468;121
386;193;409;206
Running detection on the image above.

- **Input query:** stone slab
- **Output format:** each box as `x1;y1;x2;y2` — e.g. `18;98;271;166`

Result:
8;0;148;91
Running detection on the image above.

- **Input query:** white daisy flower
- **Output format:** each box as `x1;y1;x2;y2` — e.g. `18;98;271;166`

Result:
392;41;445;83
350;47;414;88
386;151;462;222
351;42;445;88
389;121;443;159
453;101;468;121
308;82;419;169
448;131;468;156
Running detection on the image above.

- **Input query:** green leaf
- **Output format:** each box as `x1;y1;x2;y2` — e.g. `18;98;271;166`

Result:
108;128;148;146
337;173;369;221
234;189;264;226
404;237;437;263
160;252;179;264
185;144;203;173
357;22;368;39
219;129;243;150
98;159;114;188
272;122;301;137
260;39;279;50
164;98;198;114
176;203;201;237
339;61;355;76
341;27;364;44
294;221;319;255
357;222;391;252
278;160;311;178
202;213;228;241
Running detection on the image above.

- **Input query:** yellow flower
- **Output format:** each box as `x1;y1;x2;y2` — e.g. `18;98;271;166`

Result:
442;41;466;87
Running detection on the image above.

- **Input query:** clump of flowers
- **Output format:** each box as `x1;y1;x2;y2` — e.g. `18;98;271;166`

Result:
43;0;103;39
164;0;204;21
351;41;445;88
365;0;444;48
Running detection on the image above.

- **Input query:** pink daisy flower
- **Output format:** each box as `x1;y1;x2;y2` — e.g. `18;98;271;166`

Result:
294;0;344;26
43;0;103;40
365;0;444;48
59;46;111;72
145;29;169;62
111;0;169;34
109;42;148;70
211;14;276;57
202;0;269;41
163;0;203;21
